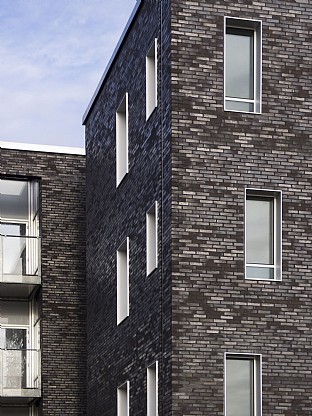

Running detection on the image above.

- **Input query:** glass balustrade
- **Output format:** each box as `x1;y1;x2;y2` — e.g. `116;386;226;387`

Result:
0;349;41;397
0;235;41;284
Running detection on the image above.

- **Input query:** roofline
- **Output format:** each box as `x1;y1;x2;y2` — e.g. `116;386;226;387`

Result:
0;141;85;155
82;0;142;125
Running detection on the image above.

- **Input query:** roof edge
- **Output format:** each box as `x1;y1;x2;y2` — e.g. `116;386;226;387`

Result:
82;0;142;125
0;141;85;155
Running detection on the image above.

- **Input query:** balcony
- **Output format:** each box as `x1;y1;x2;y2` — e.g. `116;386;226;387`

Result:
0;235;41;285
0;348;41;399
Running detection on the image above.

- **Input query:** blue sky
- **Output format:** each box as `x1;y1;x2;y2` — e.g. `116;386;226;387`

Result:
0;0;136;148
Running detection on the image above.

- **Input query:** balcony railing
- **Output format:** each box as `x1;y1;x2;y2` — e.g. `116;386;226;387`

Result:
0;348;41;398
0;235;41;284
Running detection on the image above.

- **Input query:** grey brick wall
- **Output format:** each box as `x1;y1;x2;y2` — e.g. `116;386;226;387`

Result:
171;0;312;414
0;147;87;415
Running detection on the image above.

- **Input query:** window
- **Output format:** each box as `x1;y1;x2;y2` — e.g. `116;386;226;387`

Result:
117;381;129;416
245;189;282;280
146;202;158;275
147;362;158;416
146;39;158;119
225;354;261;416
117;238;129;324
224;17;262;113
116;94;129;187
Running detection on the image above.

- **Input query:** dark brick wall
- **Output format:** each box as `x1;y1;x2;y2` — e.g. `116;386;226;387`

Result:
84;1;172;414
0;147;87;415
85;0;312;414
171;0;312;414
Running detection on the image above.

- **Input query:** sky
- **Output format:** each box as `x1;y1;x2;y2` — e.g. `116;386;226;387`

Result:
0;0;137;148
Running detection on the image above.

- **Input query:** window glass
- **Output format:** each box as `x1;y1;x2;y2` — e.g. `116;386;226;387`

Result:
146;203;158;275
226;357;254;416
245;190;282;280
226;28;254;100
246;196;273;265
117;382;129;416
146;39;157;119
117;238;129;325
224;18;261;113
147;363;158;416
0;180;28;221
116;94;128;187
1;301;29;325
225;100;254;112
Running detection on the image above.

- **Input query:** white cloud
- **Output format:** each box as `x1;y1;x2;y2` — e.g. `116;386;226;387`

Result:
0;0;137;147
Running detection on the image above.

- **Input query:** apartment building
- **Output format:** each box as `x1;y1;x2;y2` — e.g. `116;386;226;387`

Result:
83;0;312;415
0;142;86;415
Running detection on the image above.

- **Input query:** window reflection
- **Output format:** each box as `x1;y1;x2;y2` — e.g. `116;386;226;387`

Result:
226;356;259;416
246;197;274;265
226;28;254;100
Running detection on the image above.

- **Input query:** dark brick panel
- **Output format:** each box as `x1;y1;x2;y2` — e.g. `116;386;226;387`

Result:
0;148;87;416
85;1;173;414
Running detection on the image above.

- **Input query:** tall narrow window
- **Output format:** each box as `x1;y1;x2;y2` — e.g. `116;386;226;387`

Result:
117;238;129;325
117;381;130;416
225;354;261;416
116;93;129;187
147;362;158;416
224;17;261;113
146;202;158;275
146;39;158;119
245;189;282;280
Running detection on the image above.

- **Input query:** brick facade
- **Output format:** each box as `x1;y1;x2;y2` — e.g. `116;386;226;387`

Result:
0;147;87;415
85;1;173;413
85;0;312;414
171;1;312;414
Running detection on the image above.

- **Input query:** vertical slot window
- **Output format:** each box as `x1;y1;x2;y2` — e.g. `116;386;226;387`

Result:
147;362;158;416
117;381;129;416
245;189;282;280
117;238;129;325
116;93;129;187
225;354;261;416
225;18;261;113
146;202;158;275
146;39;158;119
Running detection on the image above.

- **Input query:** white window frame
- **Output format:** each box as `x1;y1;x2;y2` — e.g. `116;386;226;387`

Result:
224;353;262;416
146;38;158;120
117;237;129;325
147;361;158;416
245;188;282;281
116;93;129;187
117;380;130;416
224;17;262;114
146;202;158;276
